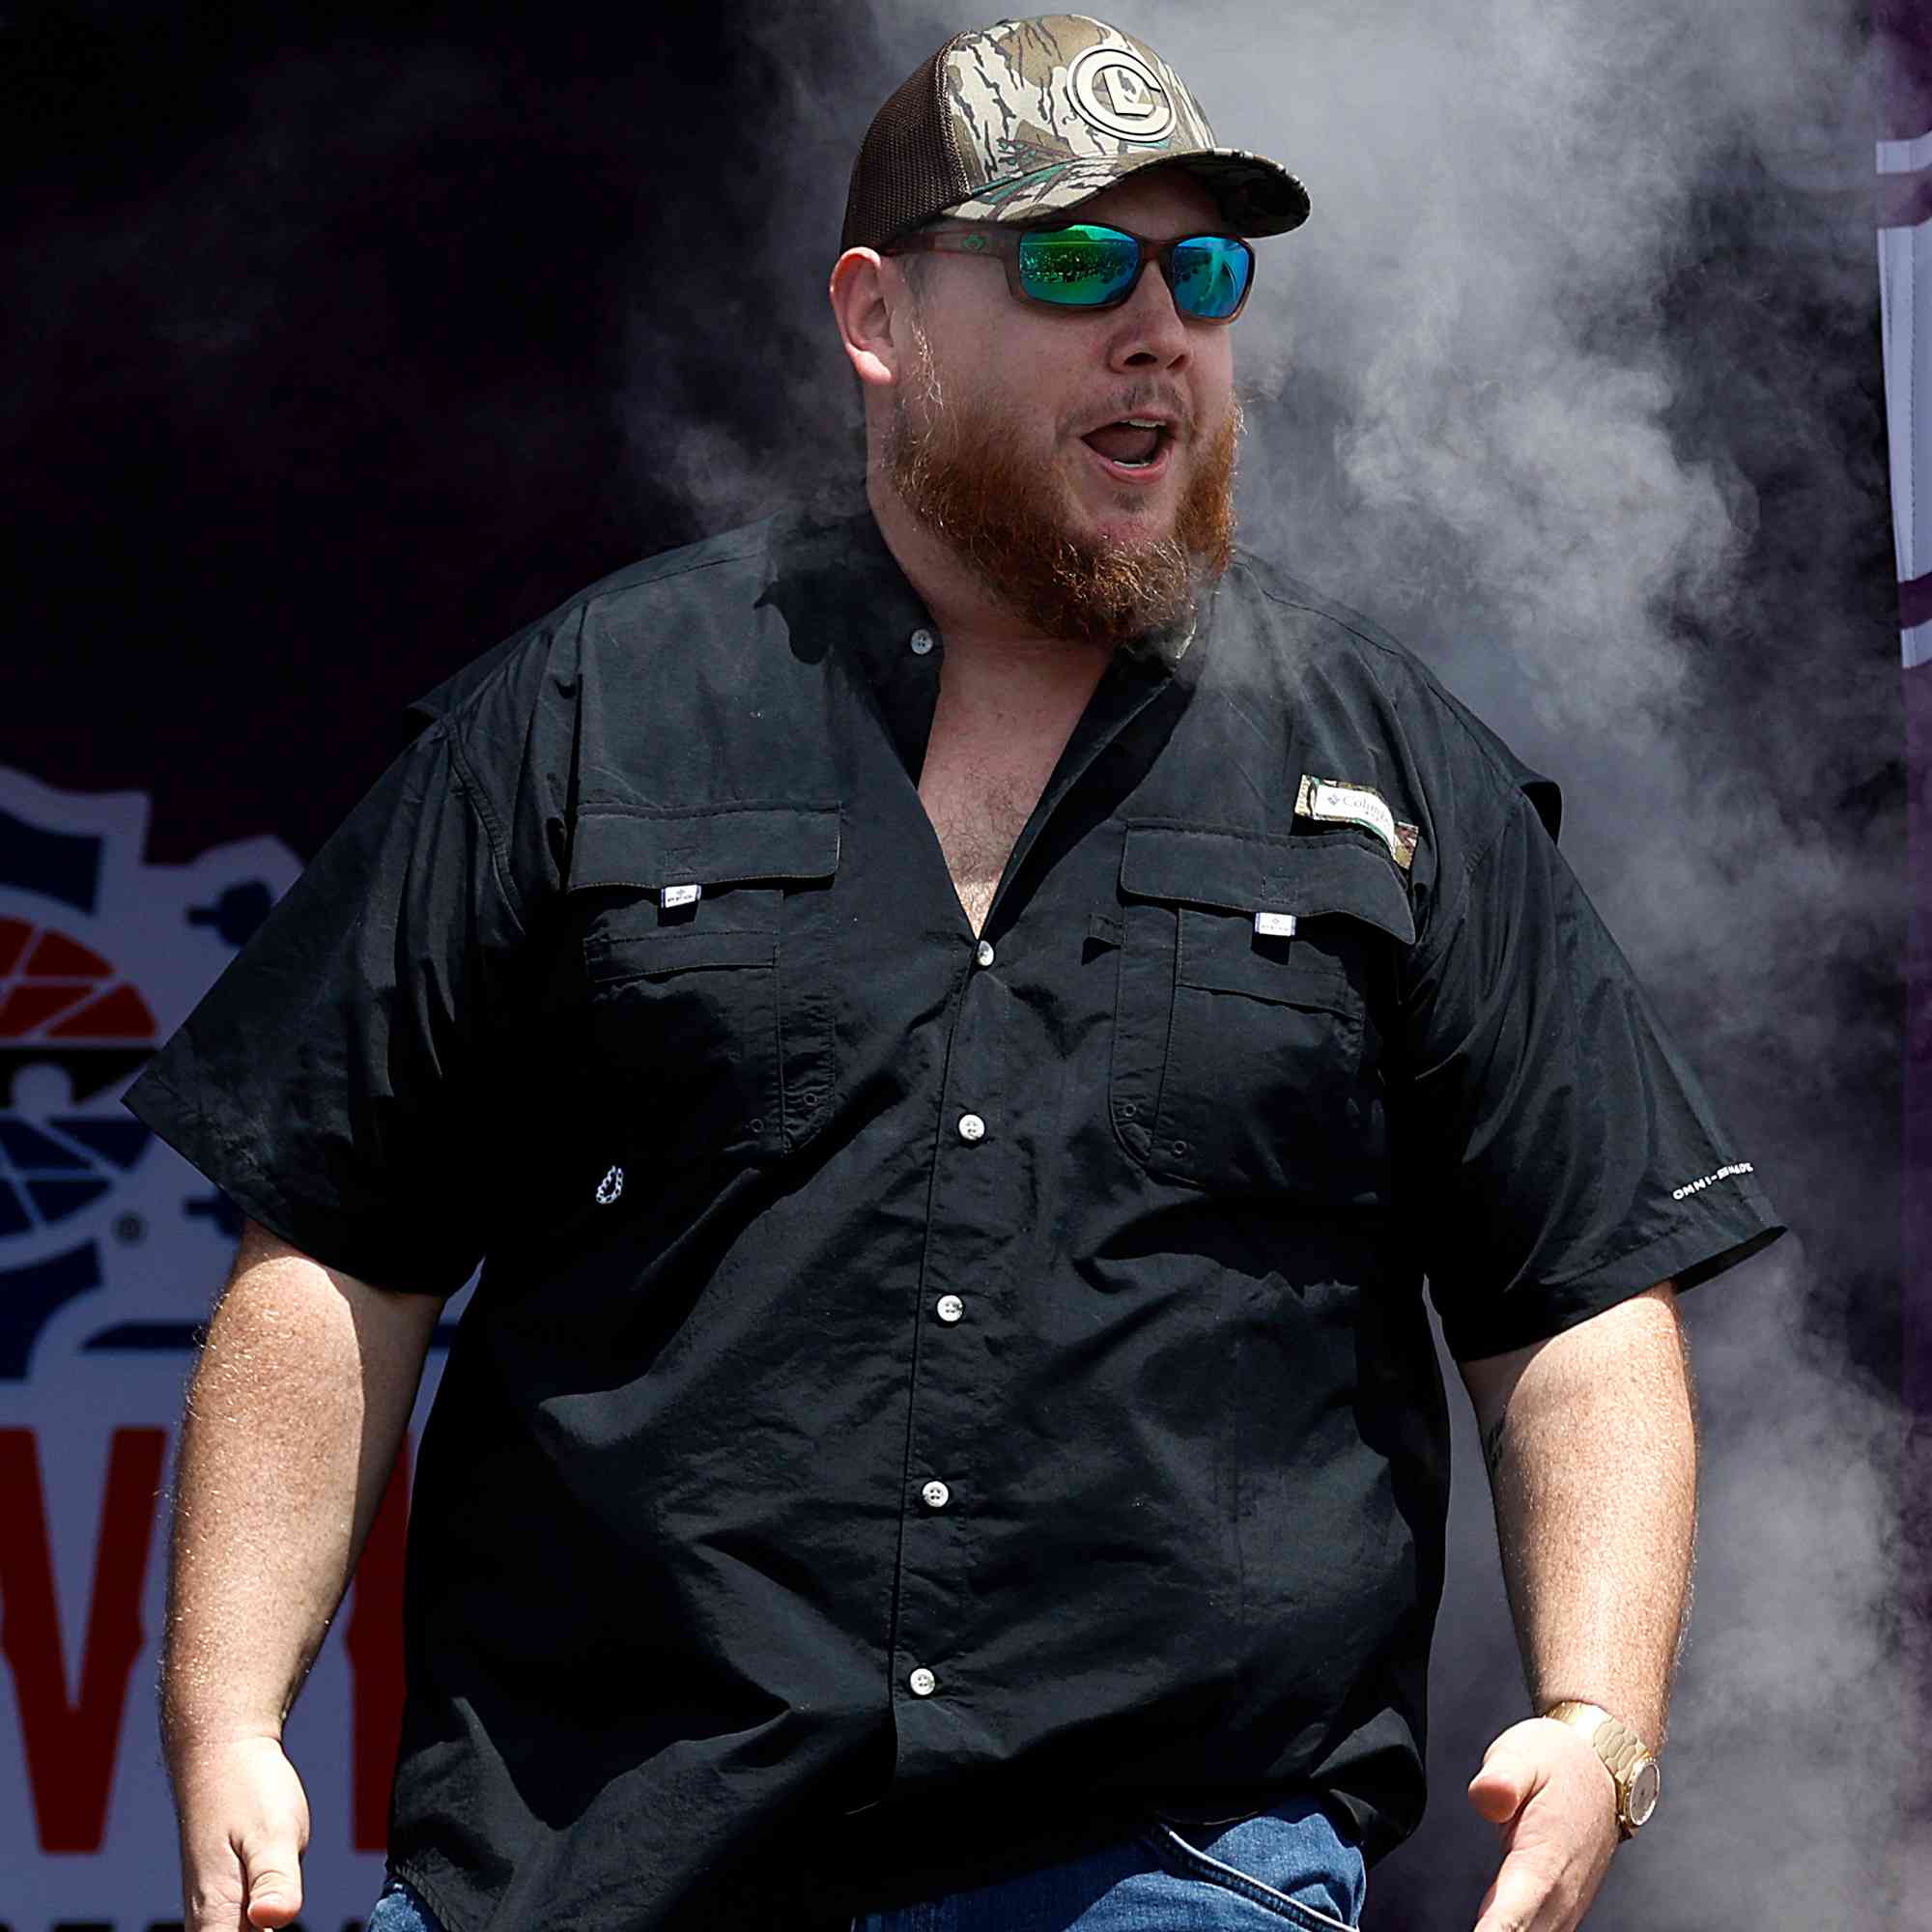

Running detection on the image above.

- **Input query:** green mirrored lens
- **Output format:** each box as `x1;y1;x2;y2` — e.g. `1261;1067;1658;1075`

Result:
1017;225;1141;305
1170;237;1251;319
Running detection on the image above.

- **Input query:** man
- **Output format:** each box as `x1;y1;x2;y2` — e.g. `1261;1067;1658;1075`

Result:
128;16;1785;1932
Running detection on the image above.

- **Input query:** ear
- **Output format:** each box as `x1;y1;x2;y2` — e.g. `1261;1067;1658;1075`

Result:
829;247;905;390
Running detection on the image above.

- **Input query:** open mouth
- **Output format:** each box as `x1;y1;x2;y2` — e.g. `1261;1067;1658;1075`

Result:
1080;417;1172;471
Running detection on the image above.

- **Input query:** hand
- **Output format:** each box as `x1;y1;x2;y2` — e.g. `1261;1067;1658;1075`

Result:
1464;1717;1620;1932
172;1734;312;1930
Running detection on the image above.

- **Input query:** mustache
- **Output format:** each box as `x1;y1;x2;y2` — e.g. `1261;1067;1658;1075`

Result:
1074;389;1198;439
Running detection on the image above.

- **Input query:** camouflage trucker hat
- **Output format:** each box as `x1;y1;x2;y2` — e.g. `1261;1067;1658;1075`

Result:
840;14;1309;256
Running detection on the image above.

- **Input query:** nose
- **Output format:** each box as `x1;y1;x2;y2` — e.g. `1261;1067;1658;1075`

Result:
1106;256;1191;372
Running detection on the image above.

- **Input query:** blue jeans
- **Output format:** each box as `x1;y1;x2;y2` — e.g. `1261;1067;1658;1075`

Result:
855;1798;1367;1930
366;1797;1367;1931
366;1878;440;1931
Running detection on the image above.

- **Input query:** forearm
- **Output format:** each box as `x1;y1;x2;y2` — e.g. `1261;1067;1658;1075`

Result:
1470;1283;1697;1748
161;1219;440;1767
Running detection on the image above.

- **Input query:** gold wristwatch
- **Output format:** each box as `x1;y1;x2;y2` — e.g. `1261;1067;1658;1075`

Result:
1542;1701;1661;1838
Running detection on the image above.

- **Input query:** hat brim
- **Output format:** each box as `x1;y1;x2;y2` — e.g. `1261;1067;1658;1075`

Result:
936;146;1310;239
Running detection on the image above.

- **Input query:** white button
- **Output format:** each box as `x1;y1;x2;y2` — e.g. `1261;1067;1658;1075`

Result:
975;940;995;968
957;1112;985;1142
909;628;935;656
936;1294;965;1323
921;1479;952;1509
908;1666;937;1696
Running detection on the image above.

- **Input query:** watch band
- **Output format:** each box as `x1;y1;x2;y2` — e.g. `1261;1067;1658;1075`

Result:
1542;1700;1661;1837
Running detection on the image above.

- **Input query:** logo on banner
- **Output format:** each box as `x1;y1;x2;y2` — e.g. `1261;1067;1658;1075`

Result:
2;771;467;1916
0;769;298;1377
0;769;313;1908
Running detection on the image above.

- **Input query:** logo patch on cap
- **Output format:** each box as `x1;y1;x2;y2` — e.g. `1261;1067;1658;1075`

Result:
1067;43;1176;143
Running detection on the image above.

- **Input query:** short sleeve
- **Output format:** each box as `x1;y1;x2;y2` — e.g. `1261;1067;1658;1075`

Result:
1394;787;1785;1359
123;720;526;1296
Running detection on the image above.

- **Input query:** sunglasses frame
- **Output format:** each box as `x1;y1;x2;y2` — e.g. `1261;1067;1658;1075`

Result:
883;219;1256;324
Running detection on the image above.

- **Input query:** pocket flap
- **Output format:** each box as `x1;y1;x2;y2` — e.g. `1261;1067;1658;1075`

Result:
569;805;841;892
1121;822;1415;946
583;926;778;983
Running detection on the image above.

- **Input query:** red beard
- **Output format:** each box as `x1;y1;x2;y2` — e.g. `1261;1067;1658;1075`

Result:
885;366;1239;657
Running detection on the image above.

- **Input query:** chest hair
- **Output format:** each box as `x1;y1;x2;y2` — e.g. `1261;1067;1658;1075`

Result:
919;714;1080;938
915;654;1102;937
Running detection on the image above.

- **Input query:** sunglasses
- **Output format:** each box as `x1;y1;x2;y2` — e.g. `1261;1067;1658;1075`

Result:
884;220;1256;323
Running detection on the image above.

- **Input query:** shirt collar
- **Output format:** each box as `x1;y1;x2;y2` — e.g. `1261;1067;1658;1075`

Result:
763;496;931;669
761;495;1206;764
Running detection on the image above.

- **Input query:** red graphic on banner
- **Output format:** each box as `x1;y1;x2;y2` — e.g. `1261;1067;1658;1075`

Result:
345;1437;412;1850
0;917;156;1042
0;1425;166;1851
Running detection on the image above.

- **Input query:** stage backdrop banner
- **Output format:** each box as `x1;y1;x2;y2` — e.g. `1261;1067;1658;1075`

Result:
0;763;458;1931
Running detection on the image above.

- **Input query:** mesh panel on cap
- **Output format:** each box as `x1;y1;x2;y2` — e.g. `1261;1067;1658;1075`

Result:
840;48;974;256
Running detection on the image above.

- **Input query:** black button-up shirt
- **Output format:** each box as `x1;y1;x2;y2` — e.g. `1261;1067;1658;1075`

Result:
126;502;1784;1930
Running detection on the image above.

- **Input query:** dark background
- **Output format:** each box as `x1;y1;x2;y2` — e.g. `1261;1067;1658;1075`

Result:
2;2;1910;1927
5;1;897;863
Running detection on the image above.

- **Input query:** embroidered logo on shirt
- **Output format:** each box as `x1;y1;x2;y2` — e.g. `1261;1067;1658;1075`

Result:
1294;775;1419;873
595;1165;625;1206
1670;1160;1753;1202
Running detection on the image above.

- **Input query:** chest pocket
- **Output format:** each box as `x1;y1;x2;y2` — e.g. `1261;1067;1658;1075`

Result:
1110;822;1415;1200
570;804;840;1171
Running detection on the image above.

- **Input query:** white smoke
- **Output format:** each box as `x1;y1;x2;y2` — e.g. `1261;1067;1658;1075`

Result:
1128;5;1905;1926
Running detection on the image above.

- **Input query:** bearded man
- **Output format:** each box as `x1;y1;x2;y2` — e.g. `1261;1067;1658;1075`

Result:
129;15;1783;1932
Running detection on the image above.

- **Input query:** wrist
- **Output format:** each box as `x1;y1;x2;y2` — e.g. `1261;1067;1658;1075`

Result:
162;1704;288;1773
1540;1700;1662;1838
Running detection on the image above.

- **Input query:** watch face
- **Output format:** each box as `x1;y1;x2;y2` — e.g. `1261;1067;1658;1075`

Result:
1627;1756;1661;1829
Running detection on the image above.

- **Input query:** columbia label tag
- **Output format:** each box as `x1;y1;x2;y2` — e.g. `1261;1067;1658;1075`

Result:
1294;774;1419;872
661;883;702;909
1253;911;1297;938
